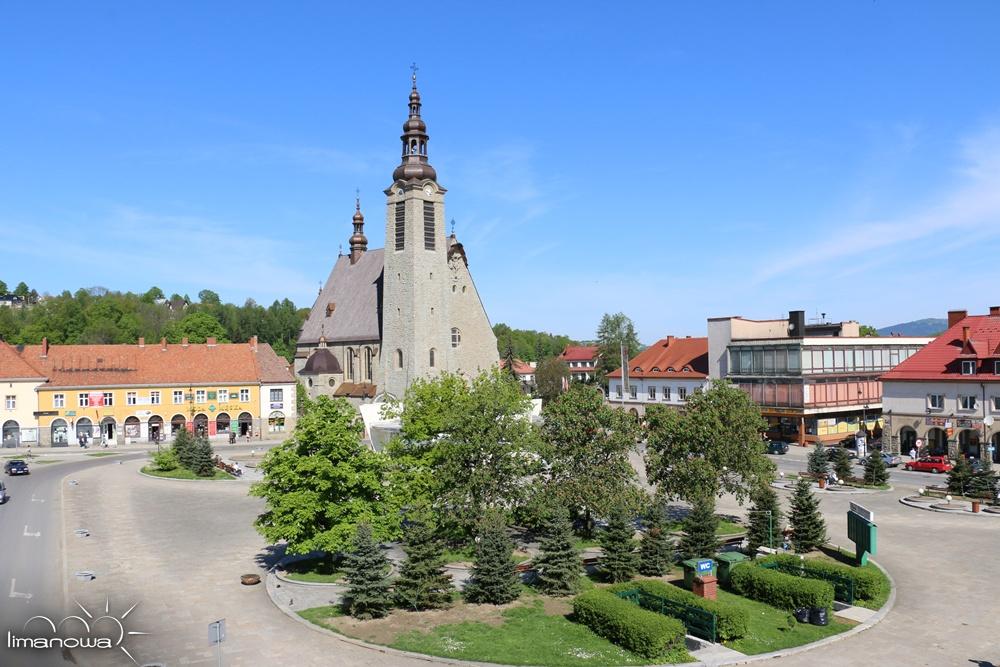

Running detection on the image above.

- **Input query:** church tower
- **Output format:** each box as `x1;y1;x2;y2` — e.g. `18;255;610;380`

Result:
381;69;451;399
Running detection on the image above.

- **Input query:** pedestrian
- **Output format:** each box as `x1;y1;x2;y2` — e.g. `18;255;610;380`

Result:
909;446;917;461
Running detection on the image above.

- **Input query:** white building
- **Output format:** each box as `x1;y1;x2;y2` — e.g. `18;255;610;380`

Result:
607;336;710;417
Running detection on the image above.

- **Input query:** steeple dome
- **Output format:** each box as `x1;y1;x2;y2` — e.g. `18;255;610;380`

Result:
392;65;438;183
348;192;368;265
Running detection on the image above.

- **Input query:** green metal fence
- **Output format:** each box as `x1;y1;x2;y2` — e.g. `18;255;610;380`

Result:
615;588;717;643
758;561;855;604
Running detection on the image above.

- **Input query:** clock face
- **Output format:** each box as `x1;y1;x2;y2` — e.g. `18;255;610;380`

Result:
423;185;434;196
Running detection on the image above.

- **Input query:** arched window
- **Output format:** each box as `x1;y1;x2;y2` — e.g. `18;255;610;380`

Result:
51;419;69;446
364;347;373;381
451;328;461;348
268;411;286;433
170;414;186;435
216;413;231;434
396;349;404;369
429;348;436;367
347;348;356;381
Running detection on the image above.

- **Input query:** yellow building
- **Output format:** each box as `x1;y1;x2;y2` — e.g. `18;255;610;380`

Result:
18;336;295;446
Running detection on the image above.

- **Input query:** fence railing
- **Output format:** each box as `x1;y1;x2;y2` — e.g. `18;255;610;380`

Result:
615;588;716;643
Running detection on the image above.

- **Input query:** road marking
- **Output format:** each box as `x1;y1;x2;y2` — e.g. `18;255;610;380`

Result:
9;579;32;600
30;494;44;502
23;524;41;538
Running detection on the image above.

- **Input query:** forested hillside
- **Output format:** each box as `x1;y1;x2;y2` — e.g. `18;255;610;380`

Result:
492;323;579;361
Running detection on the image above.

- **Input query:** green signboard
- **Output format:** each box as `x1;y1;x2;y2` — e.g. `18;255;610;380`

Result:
847;502;877;566
208;391;217;400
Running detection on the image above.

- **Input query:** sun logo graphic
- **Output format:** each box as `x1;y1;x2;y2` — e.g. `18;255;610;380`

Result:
8;597;150;664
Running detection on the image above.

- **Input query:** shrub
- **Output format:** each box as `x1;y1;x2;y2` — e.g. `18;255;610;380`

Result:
758;554;886;603
608;579;749;641
572;589;685;658
150;448;179;472
729;563;834;611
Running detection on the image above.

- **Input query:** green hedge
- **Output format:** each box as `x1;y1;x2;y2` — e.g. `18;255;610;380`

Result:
608;579;748;641
729;563;834;611
758;554;886;603
572;589;686;658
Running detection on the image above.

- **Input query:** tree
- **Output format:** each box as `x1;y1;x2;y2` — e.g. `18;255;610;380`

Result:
859;325;879;337
599;508;638;583
969;460;999;501
646;380;774;503
595;312;641;387
832;447;854;482
13;282;29;299
863;452;889;486
745;485;782;554
534;357;569;403
0;280;7;295
343;523;393;619
491;322;575;362
250;397;397;555
189;435;216;477
141;286;164;303
638;508;673;576
532;507;581;596
678;495;719;561
198;289;221;305
789;477;826;553
502;336;518;383
166;311;229;343
540;383;643;536
464;511;521;605
172;428;198;471
947;456;974;495
807;442;829;478
394;518;454;611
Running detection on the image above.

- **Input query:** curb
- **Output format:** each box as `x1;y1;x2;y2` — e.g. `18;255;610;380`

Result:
137;468;243;483
770;481;891;495
897;496;1000;517
273;568;350;589
269;557;896;667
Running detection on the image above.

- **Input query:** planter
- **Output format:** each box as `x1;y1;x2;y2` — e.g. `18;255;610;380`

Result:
241;574;261;585
818;478;827;489
972;501;981;513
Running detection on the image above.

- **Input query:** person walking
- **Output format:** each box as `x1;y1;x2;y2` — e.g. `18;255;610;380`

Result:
909;446;917;461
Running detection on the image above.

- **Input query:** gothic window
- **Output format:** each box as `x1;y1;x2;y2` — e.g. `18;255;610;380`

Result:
451;328;461;348
394;202;405;251
429;348;436;367
423;201;435;250
347;348;356;380
396;349;403;369
364;347;373;381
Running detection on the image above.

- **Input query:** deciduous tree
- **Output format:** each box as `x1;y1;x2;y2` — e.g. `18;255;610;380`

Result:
535;357;569;403
595;312;641;387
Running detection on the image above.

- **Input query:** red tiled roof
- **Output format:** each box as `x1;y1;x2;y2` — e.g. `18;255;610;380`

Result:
560;345;599;362
17;341;294;388
881;314;1000;382
333;382;377;398
607;336;708;379
498;359;534;375
0;342;45;380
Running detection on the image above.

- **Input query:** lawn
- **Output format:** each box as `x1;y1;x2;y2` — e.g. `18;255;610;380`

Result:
391;601;692;666
35;459;62;464
140;465;233;480
716;589;852;654
283;557;346;584
85;452;121;457
442;545;530;564
299;604;346;629
666;518;744;536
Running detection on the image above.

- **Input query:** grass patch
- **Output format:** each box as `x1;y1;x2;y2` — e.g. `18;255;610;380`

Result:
666;517;744;536
140;465;233;480
283;557;346;584
298;605;347;633
391;600;691;666
85;452;121;457
36;459;62;464
442;545;529;564
572;536;602;550
716;589;851;654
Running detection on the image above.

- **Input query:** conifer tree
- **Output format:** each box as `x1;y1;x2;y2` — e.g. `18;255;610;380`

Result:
947;456;974;495
464;511;521;605
343;523;393;619
807;442;829;477
599;508;639;583
395;519;454;611
638;510;673;576
532;507;581;596
745;485;782;554
863;452;889;486
789;477;826;553
190;435;216;477
832;446;854;482
678;495;719;561
172;428;197;471
967;459;998;501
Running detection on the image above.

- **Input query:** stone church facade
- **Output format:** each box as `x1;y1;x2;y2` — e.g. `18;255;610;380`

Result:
294;74;498;403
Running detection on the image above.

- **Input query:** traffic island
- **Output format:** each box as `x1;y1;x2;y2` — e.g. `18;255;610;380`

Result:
898;494;1000;517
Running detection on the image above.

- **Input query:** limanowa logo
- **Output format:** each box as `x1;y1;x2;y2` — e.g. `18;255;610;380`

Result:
8;598;149;664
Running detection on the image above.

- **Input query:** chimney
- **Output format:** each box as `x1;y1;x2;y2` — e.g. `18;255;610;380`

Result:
249;335;258;351
206;337;217;347
990;306;1000;317
666;335;675;346
963;326;970;343
160;337;167;351
181;337;189;348
948;310;968;328
138;337;145;348
41;337;49;358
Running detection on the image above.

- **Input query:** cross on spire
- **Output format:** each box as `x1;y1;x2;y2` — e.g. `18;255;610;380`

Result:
355;187;360;210
410;62;419;87
450;218;456;235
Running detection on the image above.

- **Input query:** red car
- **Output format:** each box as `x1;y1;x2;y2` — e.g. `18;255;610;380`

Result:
904;455;953;474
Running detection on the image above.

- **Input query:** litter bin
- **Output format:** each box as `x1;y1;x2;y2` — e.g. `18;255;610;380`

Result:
682;559;716;590
716;552;747;587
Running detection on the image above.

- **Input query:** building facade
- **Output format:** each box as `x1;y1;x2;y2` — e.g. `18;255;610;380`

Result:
295;73;498;403
1;336;295;447
881;308;1000;462
709;311;931;444
607;336;710;417
559;345;600;383
0;342;46;447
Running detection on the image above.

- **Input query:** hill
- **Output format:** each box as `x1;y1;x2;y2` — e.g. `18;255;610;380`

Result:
877;318;947;337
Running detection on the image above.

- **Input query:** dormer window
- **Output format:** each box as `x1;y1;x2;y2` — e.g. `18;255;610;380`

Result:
961;360;976;375
651;367;660;372
667;367;675;372
682;366;691;372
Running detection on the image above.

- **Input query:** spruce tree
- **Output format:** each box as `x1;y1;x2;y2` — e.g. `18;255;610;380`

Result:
832;447;854;482
190;435;216;477
395;520;454;611
863;452;889;486
599;508;639;583
807;442;829;478
172;428;197;471
947;456;974;495
638;513;673;577
789;477;826;553
678;495;719;561
464;512;521;605
343;523;393;619
532;507;581;596
968;459;998;501
745;485;782;554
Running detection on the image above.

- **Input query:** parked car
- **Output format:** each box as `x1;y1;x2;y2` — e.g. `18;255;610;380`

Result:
3;460;29;476
0;480;7;503
860;452;902;468
766;440;789;455
903;455;953;474
824;445;858;461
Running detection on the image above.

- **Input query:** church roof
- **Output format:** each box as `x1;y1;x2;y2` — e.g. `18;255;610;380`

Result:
300;348;343;375
299;249;384;344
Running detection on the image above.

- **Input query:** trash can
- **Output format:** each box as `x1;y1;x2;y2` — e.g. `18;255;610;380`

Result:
716;552;748;587
682;559;716;590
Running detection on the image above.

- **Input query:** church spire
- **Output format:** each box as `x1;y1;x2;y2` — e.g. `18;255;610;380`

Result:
392;64;437;183
349;190;368;265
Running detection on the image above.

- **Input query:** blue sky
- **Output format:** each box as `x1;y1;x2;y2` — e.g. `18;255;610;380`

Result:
2;2;999;343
